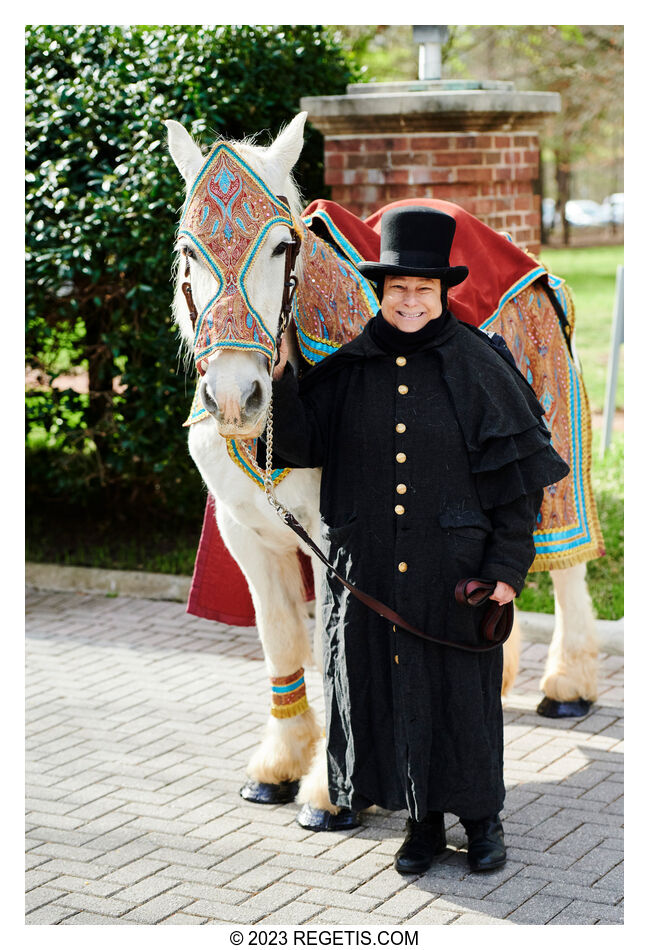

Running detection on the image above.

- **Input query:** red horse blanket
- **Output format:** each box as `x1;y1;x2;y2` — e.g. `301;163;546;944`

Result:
186;198;571;625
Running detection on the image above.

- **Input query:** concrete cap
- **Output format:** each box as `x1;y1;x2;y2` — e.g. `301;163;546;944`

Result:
347;79;516;94
300;88;561;134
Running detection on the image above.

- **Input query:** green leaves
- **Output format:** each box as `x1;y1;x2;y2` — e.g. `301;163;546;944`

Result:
26;25;357;515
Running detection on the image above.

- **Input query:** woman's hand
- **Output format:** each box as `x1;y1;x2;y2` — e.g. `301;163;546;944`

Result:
489;581;516;606
273;335;290;380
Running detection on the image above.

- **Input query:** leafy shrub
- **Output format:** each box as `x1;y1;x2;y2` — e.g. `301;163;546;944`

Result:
26;25;357;517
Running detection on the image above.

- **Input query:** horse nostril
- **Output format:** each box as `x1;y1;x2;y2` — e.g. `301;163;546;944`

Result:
200;381;220;416
245;380;264;416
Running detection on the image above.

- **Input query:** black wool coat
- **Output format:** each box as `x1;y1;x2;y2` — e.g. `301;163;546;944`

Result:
267;310;569;820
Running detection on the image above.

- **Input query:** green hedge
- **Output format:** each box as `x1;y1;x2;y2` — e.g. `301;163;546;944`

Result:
26;25;358;516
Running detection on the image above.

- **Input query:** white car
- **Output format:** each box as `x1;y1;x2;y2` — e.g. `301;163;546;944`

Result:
542;198;556;230
602;193;624;225
564;199;609;228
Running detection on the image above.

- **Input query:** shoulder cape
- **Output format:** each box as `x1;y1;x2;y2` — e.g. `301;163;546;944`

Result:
290;313;570;509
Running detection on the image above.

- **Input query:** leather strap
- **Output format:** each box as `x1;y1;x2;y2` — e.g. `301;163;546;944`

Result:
454;578;514;643
274;196;302;360
282;511;512;653
181;249;199;331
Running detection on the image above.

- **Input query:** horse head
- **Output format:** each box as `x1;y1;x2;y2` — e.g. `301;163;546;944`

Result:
166;112;307;438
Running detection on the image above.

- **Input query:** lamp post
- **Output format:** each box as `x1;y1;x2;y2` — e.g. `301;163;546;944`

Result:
413;25;449;81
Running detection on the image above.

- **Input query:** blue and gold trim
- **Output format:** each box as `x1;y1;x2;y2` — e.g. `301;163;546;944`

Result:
182;381;291;488
270;667;309;719
181;142;294;227
225;436;291;490
480;266;547;331
480;276;603;569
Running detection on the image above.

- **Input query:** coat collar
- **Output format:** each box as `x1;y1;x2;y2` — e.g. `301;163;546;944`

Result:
333;309;459;359
298;310;460;391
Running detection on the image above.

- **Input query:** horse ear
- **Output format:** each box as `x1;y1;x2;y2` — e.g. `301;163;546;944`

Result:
165;119;204;187
267;112;308;177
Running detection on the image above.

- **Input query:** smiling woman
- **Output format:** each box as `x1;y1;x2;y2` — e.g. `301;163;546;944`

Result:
382;275;443;332
358;205;469;336
267;204;570;873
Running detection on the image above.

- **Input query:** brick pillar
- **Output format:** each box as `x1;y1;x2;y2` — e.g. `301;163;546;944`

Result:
302;82;560;257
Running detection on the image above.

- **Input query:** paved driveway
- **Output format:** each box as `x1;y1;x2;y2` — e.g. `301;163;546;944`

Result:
26;588;623;925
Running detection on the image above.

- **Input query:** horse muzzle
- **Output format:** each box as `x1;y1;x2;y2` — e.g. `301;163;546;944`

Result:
198;352;271;438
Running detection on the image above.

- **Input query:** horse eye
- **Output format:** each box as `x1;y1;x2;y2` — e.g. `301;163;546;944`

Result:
180;246;195;260
272;241;289;258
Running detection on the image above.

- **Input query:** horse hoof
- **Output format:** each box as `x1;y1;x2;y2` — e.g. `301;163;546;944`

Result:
296;803;361;831
537;696;593;718
240;779;300;804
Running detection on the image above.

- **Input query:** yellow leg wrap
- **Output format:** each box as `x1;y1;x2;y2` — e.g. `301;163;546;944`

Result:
269;667;309;719
270;694;309;719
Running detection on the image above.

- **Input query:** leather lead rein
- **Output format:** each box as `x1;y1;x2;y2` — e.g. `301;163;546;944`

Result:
280;510;513;654
180;204;510;654
261;220;512;654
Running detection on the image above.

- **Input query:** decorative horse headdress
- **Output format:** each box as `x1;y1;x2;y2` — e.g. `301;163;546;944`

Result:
178;142;303;371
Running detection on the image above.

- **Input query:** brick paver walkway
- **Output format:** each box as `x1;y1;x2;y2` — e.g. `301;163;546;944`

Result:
26;588;623;925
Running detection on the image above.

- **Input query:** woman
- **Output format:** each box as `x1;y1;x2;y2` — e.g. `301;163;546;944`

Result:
267;207;569;874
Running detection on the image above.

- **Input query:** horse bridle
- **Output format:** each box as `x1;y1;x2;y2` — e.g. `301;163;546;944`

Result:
180;195;302;376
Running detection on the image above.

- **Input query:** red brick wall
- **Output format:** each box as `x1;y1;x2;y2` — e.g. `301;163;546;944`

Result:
324;131;541;255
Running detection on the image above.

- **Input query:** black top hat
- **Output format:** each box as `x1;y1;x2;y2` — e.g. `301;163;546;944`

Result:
357;206;469;287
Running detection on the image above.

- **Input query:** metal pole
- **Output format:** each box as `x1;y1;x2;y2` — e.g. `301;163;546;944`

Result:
601;265;624;456
419;42;443;81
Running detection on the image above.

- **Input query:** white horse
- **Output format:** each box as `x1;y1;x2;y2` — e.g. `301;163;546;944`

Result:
166;112;599;825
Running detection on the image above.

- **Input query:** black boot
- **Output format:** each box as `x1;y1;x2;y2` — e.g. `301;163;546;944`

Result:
394;811;446;874
461;815;506;872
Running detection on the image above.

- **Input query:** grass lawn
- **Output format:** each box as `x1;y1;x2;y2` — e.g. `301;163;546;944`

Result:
517;427;624;621
539;244;624;412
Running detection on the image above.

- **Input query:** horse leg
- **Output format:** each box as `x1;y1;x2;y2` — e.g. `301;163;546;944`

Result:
537;562;599;717
501;612;521;697
296;555;331;813
217;510;321;802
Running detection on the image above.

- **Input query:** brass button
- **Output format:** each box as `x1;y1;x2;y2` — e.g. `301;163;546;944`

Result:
394;504;405;515
398;561;408;573
396;452;406;463
398;384;409;395
394;654;399;664
396;483;407;495
395;423;406;434
396;356;407;367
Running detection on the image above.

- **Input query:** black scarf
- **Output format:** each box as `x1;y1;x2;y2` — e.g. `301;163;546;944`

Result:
369;308;453;354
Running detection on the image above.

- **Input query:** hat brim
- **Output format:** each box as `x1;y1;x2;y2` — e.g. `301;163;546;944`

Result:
356;262;469;287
